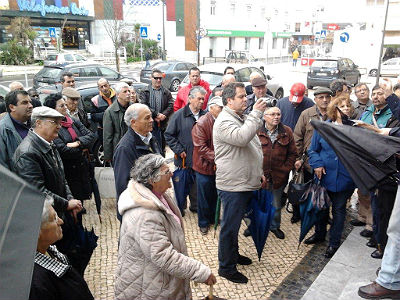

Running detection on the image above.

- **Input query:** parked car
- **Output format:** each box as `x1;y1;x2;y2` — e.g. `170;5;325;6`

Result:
180;63;284;99
0;84;10;99
369;57;400;77
307;58;361;89
140;60;196;92
33;63;135;88
44;52;88;66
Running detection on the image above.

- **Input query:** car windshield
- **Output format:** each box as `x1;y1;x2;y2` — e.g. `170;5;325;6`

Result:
153;63;170;72
46;54;57;61
35;67;63;79
312;60;337;68
199;72;223;85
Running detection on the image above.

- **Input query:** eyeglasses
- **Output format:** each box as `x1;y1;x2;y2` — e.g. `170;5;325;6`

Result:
44;119;62;127
355;88;368;93
264;113;281;117
160;169;172;176
153;77;162;80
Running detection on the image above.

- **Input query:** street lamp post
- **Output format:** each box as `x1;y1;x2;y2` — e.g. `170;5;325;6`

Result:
161;0;166;60
265;16;271;64
376;0;390;85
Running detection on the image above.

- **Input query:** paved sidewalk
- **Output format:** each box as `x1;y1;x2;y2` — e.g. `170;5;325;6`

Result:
82;197;315;300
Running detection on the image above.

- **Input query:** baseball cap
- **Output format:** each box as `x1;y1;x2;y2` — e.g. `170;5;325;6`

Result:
251;77;267;87
289;83;306;103
207;96;223;107
62;87;80;99
31;106;64;119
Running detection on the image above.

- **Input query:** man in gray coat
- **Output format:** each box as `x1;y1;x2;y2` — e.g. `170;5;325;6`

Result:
213;82;267;284
103;82;131;163
0;90;32;169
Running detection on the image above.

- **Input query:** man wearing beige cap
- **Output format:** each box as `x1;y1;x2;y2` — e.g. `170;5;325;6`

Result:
244;77;276;114
13;106;82;218
192;96;223;235
62;87;90;128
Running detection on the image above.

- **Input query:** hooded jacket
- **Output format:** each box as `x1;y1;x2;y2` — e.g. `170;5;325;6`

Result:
115;181;211;300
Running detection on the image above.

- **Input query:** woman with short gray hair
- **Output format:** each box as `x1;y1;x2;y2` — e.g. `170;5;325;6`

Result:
29;196;93;300
115;153;216;300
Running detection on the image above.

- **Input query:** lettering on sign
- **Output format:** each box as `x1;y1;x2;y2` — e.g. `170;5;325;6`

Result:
17;0;89;17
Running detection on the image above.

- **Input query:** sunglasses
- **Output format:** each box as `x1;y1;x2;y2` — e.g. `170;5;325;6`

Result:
153;77;162;80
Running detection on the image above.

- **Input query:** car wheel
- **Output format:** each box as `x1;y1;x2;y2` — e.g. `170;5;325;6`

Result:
274;88;284;99
369;69;378;77
93;141;104;166
170;79;181;92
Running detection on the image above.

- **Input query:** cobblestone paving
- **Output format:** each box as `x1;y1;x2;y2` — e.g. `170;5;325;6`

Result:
82;196;316;300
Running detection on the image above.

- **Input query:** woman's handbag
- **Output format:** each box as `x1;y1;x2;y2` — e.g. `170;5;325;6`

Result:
287;170;312;209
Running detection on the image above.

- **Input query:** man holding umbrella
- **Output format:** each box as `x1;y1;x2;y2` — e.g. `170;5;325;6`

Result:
213;82;267;284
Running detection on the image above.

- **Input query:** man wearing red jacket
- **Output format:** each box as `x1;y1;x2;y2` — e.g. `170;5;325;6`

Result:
174;67;212;111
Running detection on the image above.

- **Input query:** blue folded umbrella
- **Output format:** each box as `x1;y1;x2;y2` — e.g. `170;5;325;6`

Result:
247;189;275;261
172;159;195;214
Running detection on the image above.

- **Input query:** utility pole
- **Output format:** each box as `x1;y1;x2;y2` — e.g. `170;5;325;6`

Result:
265;16;271;64
161;0;166;60
376;0;390;85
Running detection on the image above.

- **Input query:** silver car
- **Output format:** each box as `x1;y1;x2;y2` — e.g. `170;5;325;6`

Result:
140;60;196;92
180;63;284;99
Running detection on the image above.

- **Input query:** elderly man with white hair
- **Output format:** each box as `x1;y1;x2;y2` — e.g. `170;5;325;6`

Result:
221;74;236;88
113;103;162;221
103;82;131;163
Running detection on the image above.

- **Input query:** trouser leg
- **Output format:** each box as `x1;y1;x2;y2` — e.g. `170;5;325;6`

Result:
196;172;217;228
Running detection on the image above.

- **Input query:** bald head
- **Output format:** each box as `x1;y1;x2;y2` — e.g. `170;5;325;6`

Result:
9;81;24;91
249;72;262;82
222;74;235;87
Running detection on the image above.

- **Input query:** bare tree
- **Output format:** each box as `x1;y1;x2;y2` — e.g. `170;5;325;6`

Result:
102;19;126;72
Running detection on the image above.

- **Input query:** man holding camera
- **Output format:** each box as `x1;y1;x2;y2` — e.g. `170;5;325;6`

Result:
213;82;268;284
244;77;276;114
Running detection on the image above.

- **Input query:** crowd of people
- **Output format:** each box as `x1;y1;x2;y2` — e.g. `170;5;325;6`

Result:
1;63;400;299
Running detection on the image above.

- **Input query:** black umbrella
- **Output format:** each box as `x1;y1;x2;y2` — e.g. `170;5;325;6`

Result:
310;120;400;194
0;165;46;300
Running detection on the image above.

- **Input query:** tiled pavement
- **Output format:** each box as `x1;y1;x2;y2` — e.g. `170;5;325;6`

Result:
82;196;319;300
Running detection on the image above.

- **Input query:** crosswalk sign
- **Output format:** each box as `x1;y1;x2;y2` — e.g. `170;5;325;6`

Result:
49;27;56;38
140;26;148;38
320;30;327;40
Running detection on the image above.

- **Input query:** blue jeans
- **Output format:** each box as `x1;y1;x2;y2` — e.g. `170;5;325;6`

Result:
267;186;284;230
218;189;253;274
196;172;217;228
376;185;400;290
315;189;354;248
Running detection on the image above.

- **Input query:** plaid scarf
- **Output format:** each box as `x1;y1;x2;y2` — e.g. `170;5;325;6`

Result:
35;245;70;277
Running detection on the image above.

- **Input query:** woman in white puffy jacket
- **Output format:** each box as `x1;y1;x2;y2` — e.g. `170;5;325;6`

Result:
114;154;216;300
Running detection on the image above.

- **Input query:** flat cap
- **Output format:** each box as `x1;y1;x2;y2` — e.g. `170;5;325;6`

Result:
31;106;64;119
251;77;267;87
314;86;333;96
208;96;224;107
62;87;80;98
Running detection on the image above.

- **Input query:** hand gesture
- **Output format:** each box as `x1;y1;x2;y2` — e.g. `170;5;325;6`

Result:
314;167;326;180
253;98;267;113
204;273;217;285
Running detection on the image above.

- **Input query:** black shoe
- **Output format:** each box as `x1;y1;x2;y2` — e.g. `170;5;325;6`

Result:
237;254;252;265
304;234;325;245
371;249;383;259
324;246;338;258
366;238;377;248
218;270;248;284
271;228;285;239
291;215;301;224
243;228;251;237
360;229;373;238
350;219;366;226
200;227;208;235
189;207;197;213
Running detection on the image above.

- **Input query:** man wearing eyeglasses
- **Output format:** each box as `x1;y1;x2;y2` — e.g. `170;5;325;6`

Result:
13;106;82;218
139;69;173;156
352;83;372;119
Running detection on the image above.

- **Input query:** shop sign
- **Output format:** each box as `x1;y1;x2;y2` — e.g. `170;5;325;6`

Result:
272;32;294;38
207;29;264;37
17;0;89;17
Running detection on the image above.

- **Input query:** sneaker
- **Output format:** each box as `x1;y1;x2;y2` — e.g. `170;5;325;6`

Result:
200;227;208;235
237;254;252;265
218;270;248;284
271;228;285;239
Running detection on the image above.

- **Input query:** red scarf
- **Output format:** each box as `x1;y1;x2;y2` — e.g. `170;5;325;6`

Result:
60;116;78;141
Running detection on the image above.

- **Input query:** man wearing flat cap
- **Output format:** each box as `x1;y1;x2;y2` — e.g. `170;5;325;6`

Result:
244;77;276;114
191;96;223;235
292;86;333;224
62;87;90;128
13;106;82;218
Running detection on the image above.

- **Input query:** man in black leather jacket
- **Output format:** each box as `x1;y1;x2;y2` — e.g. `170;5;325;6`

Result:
12;106;82;217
